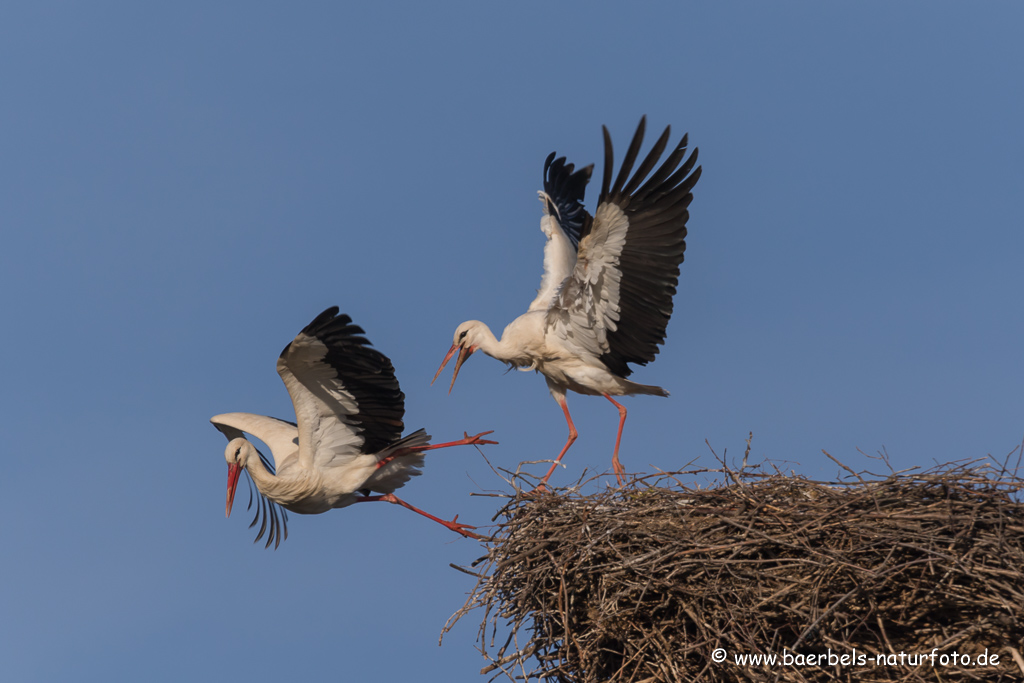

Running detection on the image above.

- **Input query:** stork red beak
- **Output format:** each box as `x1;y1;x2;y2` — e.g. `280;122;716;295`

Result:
431;344;475;394
226;462;242;517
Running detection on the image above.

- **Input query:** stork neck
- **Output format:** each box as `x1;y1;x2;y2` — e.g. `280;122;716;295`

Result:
244;450;279;494
474;319;541;367
475;325;516;361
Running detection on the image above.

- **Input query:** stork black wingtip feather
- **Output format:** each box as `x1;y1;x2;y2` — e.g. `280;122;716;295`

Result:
600;125;614;200
610;116;648;199
621;125;672;198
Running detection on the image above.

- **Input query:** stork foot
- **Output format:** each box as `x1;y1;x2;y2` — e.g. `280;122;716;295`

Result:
611;456;626;487
437;514;483;540
461;430;498;447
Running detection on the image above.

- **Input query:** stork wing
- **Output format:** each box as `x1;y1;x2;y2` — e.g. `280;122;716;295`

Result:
277;307;405;471
528;154;593;312
210;412;299;474
546;117;701;376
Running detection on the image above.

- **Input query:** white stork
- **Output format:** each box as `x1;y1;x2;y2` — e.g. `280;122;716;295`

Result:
212;306;496;547
433;117;700;487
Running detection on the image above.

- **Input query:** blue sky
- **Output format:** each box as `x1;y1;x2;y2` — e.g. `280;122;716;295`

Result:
2;3;1022;680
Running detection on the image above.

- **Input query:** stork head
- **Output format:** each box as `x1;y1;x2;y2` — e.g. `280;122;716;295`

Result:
224;438;253;518
432;321;483;393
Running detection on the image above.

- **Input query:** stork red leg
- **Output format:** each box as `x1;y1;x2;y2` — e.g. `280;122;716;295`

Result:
538;395;578;488
409;430;496;454
357;493;481;539
376;431;497;470
603;394;628;485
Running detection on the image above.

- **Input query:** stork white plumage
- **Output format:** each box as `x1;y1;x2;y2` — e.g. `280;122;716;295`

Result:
433;117;700;487
212;307;495;547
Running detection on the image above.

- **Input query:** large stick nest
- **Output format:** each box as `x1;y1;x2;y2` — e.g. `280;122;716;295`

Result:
448;456;1024;682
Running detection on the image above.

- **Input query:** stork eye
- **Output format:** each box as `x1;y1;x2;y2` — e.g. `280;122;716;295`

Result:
458;331;468;341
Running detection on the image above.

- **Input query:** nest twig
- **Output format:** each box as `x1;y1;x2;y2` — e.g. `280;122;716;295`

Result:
447;452;1024;682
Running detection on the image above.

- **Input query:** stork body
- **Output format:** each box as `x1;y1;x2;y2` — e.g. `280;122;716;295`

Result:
435;117;700;486
213;307;494;547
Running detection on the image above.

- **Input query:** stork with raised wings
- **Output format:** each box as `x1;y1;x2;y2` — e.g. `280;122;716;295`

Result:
213;307;495;547
434;117;700;487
